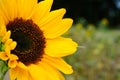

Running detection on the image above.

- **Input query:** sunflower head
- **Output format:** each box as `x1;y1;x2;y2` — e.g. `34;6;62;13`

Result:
7;18;46;65
0;0;78;80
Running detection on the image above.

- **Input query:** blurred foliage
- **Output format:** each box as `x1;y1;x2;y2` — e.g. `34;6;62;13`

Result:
0;60;8;80
64;18;120;80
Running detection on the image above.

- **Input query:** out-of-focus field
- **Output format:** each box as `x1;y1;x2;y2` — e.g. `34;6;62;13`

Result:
65;19;120;80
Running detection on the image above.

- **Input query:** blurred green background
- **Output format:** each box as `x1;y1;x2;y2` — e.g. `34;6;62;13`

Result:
63;18;120;80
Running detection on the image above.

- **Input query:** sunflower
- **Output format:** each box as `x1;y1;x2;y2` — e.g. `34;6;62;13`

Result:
0;0;78;80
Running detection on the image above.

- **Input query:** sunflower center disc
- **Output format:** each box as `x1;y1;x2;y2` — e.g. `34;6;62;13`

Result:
6;18;46;65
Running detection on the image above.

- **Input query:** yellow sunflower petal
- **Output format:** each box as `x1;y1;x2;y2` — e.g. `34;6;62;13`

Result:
45;37;78;57
43;55;73;74
8;59;18;68
28;64;49;80
4;45;11;56
9;41;17;50
39;8;66;28
8;0;17;21
17;62;28;70
10;65;29;80
5;39;17;50
43;18;73;39
0;12;8;25
0;0;19;24
10;61;30;80
32;0;53;24
0;25;6;37
0;0;10;24
9;54;18;60
2;30;11;43
10;68;19;80
8;54;18;68
5;39;13;45
0;16;6;36
37;61;64;80
17;0;37;19
0;52;9;60
3;0;17;22
16;70;29;80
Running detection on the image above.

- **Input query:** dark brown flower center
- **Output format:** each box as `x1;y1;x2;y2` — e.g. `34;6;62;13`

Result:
6;18;46;65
